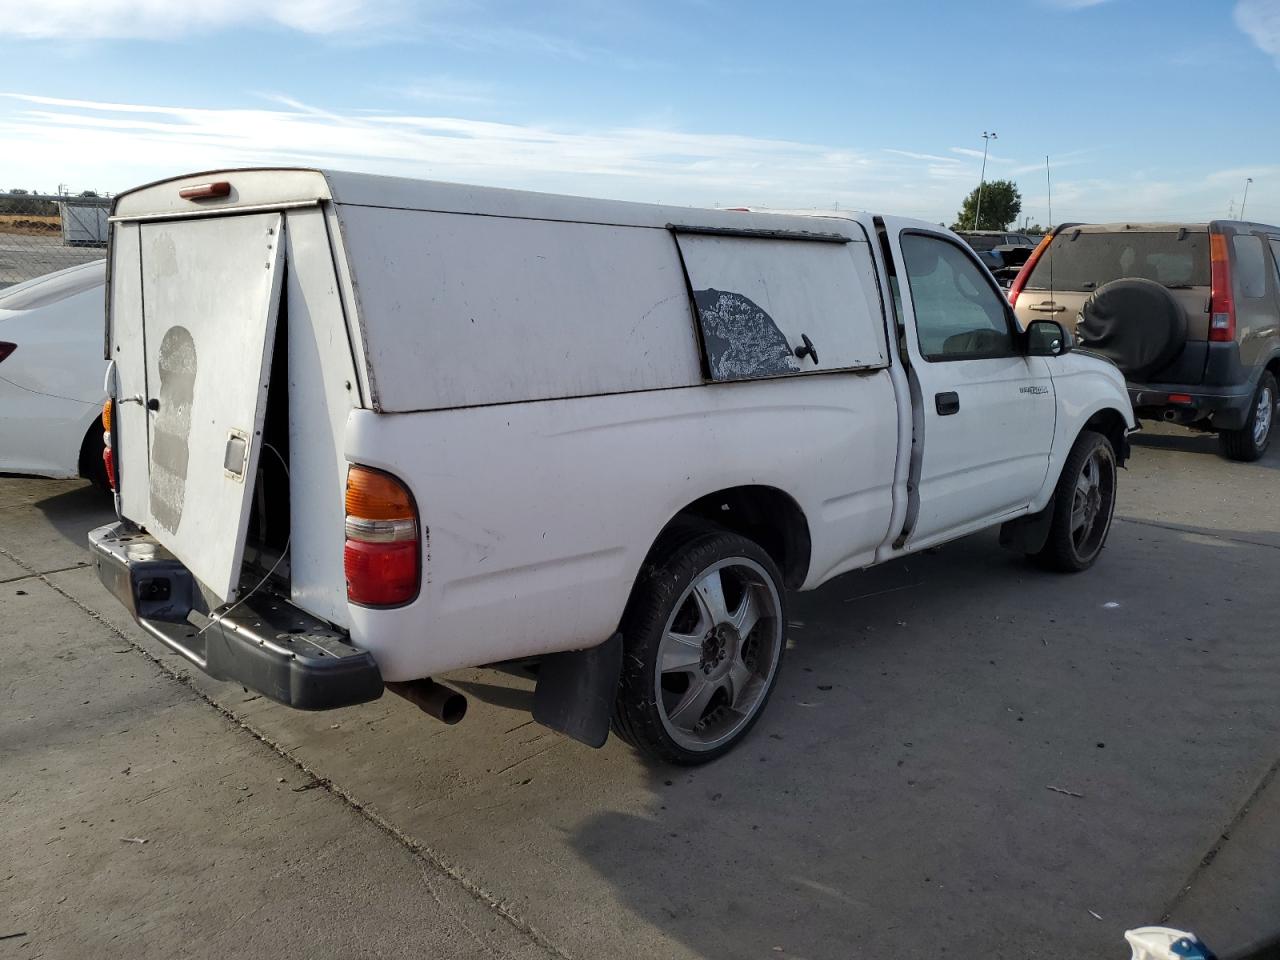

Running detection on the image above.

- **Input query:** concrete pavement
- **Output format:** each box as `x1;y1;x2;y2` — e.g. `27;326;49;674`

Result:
2;422;1278;958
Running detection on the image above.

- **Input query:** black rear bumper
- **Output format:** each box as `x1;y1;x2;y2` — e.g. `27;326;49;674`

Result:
1129;341;1261;431
89;522;383;710
1129;383;1254;430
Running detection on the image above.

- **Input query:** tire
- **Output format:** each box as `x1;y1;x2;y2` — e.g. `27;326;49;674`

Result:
1219;372;1276;463
1031;430;1118;573
77;421;110;489
612;527;787;765
1077;278;1187;380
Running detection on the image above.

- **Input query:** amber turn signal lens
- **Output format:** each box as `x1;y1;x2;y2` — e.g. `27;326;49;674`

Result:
101;398;113;431
345;465;415;521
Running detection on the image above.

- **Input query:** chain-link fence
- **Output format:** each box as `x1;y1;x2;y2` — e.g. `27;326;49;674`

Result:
0;192;111;289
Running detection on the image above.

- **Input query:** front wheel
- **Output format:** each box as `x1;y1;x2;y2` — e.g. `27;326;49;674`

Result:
613;528;786;765
1219;372;1276;463
1031;429;1118;573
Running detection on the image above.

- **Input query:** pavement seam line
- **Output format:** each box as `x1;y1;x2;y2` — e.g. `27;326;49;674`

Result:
2;546;573;960
1160;752;1280;922
0;561;92;585
1115;515;1280;552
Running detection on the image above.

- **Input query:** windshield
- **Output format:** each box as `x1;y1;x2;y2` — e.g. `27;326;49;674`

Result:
1024;231;1209;291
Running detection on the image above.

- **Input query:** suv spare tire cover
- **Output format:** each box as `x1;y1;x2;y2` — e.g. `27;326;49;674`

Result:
1076;278;1187;380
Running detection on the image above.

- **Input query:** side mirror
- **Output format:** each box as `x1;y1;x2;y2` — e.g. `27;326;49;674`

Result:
1026;319;1072;357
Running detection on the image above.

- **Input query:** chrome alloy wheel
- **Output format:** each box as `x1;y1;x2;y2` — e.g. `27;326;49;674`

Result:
1253;384;1274;448
654;557;783;753
1070;442;1117;561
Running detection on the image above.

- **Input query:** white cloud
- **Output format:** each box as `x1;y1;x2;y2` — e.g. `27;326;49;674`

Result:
0;92;1274;226
1235;0;1280;63
0;0;409;39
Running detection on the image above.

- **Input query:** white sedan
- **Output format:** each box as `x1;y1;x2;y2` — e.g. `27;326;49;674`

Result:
0;260;108;484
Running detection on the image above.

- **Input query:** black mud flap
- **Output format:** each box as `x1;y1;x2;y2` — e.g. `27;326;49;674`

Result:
999;504;1055;555
532;633;624;748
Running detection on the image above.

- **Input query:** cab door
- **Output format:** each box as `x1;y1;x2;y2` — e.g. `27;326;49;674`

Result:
887;228;1056;546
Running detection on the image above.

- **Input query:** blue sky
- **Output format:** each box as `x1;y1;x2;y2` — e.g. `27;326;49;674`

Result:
2;0;1278;226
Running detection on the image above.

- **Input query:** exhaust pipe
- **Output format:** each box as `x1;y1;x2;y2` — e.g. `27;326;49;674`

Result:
386;679;468;725
1163;410;1178;421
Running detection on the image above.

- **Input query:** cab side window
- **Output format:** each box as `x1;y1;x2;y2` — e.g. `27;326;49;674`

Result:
901;233;1015;361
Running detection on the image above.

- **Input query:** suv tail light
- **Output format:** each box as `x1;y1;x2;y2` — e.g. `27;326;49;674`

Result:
101;399;116;490
0;342;15;363
344;465;420;606
1007;233;1053;308
1209;232;1235;343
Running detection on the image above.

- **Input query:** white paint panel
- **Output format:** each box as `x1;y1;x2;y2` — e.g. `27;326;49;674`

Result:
336;206;702;412
341;373;899;681
284;208;360;628
108;224;151;523
676;234;888;380
138;213;285;601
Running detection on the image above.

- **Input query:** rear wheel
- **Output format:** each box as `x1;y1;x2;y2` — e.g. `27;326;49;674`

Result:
1219;372;1276;463
1031;430;1117;573
613;528;786;765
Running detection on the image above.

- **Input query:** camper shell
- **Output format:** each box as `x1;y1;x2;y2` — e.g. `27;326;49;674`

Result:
91;167;1134;761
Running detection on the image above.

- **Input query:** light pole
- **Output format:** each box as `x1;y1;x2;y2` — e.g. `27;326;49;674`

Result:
972;131;997;231
1240;177;1253;220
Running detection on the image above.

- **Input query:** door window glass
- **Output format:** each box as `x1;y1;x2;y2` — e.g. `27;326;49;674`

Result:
901;233;1014;360
1268;239;1280;289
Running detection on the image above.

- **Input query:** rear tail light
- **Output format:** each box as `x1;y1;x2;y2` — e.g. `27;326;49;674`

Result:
1167;393;1194;404
344;465;419;606
1007;233;1053;308
101;399;116;490
0;342;15;363
1209;232;1235;343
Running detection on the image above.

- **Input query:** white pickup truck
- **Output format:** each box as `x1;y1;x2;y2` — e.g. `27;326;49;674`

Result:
89;168;1134;764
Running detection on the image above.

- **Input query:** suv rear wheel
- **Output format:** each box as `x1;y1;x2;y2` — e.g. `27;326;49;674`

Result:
1219;371;1276;463
613;527;786;765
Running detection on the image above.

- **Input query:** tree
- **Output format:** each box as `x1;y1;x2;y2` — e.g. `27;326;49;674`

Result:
951;179;1022;231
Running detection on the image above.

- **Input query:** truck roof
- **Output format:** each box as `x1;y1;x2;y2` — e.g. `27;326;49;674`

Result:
110;166;939;237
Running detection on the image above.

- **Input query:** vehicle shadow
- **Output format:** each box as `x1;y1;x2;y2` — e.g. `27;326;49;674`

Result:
1131;424;1280;469
31;480;115;546
564;524;1280;959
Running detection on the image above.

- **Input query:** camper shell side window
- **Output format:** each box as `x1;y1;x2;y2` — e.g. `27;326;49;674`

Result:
671;226;889;383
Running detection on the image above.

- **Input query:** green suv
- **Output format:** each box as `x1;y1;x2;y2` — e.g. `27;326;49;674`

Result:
1010;221;1280;461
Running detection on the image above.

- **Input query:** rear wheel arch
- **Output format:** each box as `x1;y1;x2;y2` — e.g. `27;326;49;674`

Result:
654;485;812;591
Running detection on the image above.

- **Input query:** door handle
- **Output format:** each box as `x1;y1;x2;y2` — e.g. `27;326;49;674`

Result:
1030;304;1066;313
935;391;960;416
793;333;819;365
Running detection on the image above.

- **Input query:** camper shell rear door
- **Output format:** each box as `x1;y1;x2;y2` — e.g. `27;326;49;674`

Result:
135;212;286;602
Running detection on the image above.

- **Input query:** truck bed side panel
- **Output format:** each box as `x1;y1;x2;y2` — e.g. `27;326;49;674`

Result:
342;374;899;681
